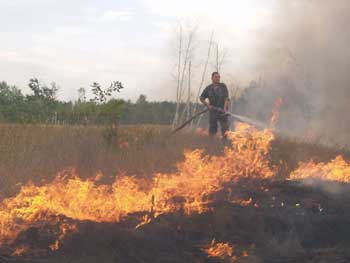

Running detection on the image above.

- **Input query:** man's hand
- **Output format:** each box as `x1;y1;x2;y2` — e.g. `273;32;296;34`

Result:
224;99;229;113
200;97;212;110
206;104;213;110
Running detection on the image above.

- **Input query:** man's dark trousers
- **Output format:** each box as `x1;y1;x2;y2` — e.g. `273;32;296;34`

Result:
209;110;229;139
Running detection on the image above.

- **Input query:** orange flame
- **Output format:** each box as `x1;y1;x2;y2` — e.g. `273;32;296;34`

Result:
0;123;275;251
270;97;283;128
204;240;250;261
204;240;235;259
231;197;253;207
11;245;29;256
49;222;78;251
289;155;350;183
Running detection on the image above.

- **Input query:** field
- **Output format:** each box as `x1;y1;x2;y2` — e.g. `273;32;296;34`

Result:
1;123;350;263
0;124;222;197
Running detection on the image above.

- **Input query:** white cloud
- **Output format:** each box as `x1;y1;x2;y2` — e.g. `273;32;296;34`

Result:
0;41;171;101
36;25;90;46
99;10;133;22
0;0;277;101
142;0;272;27
152;21;174;33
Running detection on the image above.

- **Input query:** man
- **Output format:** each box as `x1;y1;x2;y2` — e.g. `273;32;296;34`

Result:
200;72;230;140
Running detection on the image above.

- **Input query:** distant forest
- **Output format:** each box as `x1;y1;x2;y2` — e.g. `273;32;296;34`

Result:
4;78;300;130
0;79;207;125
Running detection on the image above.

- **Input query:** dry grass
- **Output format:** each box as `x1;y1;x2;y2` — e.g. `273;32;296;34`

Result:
1;123;349;199
1;123;350;262
0;123;223;197
1;123;349;198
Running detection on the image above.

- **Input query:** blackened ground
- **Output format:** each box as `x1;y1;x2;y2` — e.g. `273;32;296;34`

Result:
2;179;350;263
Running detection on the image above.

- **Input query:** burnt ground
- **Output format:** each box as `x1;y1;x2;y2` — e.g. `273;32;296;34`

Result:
1;178;350;263
1;136;350;263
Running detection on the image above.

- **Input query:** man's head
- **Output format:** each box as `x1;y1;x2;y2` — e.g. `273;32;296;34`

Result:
211;72;220;84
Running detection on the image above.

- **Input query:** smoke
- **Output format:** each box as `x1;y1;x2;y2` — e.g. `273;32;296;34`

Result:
239;0;350;145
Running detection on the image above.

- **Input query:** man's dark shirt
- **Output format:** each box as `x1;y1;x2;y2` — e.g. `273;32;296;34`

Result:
200;83;229;109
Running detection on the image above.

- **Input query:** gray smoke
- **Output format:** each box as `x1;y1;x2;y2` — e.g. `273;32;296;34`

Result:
237;0;350;146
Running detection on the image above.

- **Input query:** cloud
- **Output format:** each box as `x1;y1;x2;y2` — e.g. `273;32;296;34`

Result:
152;21;173;33
142;0;276;62
0;40;171;101
0;0;278;102
99;10;133;22
141;0;273;31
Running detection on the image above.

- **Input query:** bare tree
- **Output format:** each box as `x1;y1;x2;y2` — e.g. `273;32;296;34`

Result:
172;25;197;127
195;37;228;128
173;24;182;128
284;44;312;90
190;30;214;128
171;28;229;129
178;59;192;125
213;42;228;72
186;60;192;121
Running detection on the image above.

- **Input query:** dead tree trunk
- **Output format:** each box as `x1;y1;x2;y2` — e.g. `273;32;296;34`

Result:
172;25;183;128
172;26;196;127
190;31;214;128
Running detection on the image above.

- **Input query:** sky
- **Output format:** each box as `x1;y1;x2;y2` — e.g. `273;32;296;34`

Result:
0;0;275;101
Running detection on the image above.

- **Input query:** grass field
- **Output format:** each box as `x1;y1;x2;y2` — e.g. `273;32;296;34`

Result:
1;123;348;197
0;124;225;198
1;123;350;263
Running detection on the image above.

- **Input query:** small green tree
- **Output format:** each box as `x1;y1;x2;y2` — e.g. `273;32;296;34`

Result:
77;87;86;102
88;81;125;125
99;99;124;124
91;81;123;104
0;81;25;122
26;78;60;123
28;78;58;100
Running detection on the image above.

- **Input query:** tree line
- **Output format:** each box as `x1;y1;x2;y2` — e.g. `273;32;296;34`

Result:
0;79;201;125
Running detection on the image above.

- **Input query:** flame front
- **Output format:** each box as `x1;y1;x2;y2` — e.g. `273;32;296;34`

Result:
3;106;349;256
0;123;275;248
289;155;350;183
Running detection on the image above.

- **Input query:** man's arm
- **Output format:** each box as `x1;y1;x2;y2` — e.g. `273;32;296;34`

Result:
200;97;212;109
224;98;229;112
200;86;212;109
223;84;229;112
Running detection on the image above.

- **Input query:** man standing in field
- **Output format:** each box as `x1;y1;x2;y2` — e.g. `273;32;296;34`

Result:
200;72;230;140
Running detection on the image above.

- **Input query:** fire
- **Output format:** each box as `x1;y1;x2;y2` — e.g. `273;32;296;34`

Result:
12;245;29;256
270;97;283;128
289;155;350;183
0;122;276;252
230;197;253;207
204;240;235;260
204;240;249;262
135;214;152;229
49;222;78;251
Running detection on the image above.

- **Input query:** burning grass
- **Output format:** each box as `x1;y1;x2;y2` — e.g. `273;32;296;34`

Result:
0;121;350;262
0;124;223;198
0;123;274;247
289;155;350;183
